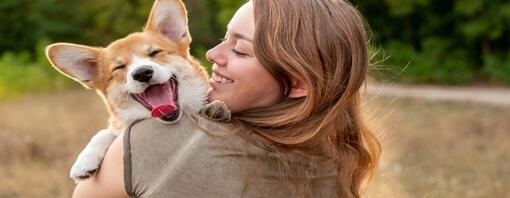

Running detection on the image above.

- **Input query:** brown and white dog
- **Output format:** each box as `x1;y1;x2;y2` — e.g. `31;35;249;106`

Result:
46;0;225;182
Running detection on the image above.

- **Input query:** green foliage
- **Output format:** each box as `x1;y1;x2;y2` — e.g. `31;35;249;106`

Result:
1;0;509;100
0;0;154;53
414;38;474;84
0;0;245;99
0;0;244;60
0;49;74;101
483;53;510;84
359;0;510;85
185;0;245;58
184;0;244;72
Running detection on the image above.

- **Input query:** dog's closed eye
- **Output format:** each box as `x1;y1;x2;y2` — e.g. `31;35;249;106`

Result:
149;50;163;57
113;64;126;72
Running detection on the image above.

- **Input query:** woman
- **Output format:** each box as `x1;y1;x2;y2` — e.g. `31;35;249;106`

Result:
73;0;380;197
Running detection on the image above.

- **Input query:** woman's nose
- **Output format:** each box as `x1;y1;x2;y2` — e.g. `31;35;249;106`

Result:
206;44;227;66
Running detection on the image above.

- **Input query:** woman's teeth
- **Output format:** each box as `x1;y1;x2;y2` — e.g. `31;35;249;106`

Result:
212;73;233;84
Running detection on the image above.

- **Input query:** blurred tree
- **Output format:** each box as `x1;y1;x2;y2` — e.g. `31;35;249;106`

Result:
0;0;243;58
0;0;245;97
1;0;509;85
185;0;244;69
0;0;158;53
0;0;42;53
357;0;510;84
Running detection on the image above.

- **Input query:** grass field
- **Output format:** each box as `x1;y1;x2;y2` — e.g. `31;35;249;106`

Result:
0;90;508;197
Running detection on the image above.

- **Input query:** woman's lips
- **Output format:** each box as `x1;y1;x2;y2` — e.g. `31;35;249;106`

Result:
210;71;233;84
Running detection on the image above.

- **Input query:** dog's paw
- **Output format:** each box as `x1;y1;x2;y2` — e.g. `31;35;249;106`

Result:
199;100;231;122
69;149;104;183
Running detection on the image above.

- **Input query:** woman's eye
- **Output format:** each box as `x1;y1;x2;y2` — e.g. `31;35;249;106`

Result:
231;49;248;57
149;50;162;57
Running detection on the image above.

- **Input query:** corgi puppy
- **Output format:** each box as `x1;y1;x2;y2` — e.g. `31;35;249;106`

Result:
46;0;219;182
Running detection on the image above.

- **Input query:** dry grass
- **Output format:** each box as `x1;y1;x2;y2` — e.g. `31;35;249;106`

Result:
0;90;108;198
364;96;510;197
0;90;508;197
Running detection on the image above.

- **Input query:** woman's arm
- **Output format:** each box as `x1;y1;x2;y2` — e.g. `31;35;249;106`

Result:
72;132;129;198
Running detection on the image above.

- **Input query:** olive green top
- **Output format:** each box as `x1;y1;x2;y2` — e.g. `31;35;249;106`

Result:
123;117;337;198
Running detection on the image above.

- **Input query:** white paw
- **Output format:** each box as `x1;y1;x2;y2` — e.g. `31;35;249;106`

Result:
69;148;105;183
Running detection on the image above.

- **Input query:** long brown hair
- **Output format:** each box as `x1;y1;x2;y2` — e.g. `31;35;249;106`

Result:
232;0;381;197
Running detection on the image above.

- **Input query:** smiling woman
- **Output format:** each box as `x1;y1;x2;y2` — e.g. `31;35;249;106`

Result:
220;0;381;196
206;3;283;113
73;0;380;197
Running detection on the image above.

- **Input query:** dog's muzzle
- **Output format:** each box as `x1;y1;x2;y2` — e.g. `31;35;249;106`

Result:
131;75;180;123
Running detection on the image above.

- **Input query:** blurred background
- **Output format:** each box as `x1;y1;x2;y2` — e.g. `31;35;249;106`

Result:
0;0;509;197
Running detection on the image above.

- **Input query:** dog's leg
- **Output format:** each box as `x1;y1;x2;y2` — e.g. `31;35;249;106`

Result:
70;128;119;183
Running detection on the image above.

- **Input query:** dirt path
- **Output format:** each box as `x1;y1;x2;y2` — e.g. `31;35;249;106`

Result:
365;83;510;106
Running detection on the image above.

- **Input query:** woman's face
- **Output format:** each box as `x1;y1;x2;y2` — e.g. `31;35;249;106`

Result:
206;2;280;113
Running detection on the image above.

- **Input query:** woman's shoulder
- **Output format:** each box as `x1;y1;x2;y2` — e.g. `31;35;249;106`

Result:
124;117;275;197
125;118;337;197
127;116;270;153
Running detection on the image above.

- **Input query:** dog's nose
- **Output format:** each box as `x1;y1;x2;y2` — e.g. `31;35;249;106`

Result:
132;66;154;83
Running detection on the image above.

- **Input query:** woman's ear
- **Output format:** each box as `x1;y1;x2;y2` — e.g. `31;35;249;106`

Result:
288;79;308;98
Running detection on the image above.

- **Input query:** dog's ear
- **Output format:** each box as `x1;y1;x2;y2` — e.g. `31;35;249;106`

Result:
145;0;190;44
45;43;101;89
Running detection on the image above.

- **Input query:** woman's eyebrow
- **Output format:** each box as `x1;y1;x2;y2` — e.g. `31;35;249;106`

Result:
226;25;253;42
232;32;253;43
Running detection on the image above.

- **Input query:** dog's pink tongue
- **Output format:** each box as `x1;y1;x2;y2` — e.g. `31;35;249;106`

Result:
143;84;176;118
151;105;176;117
